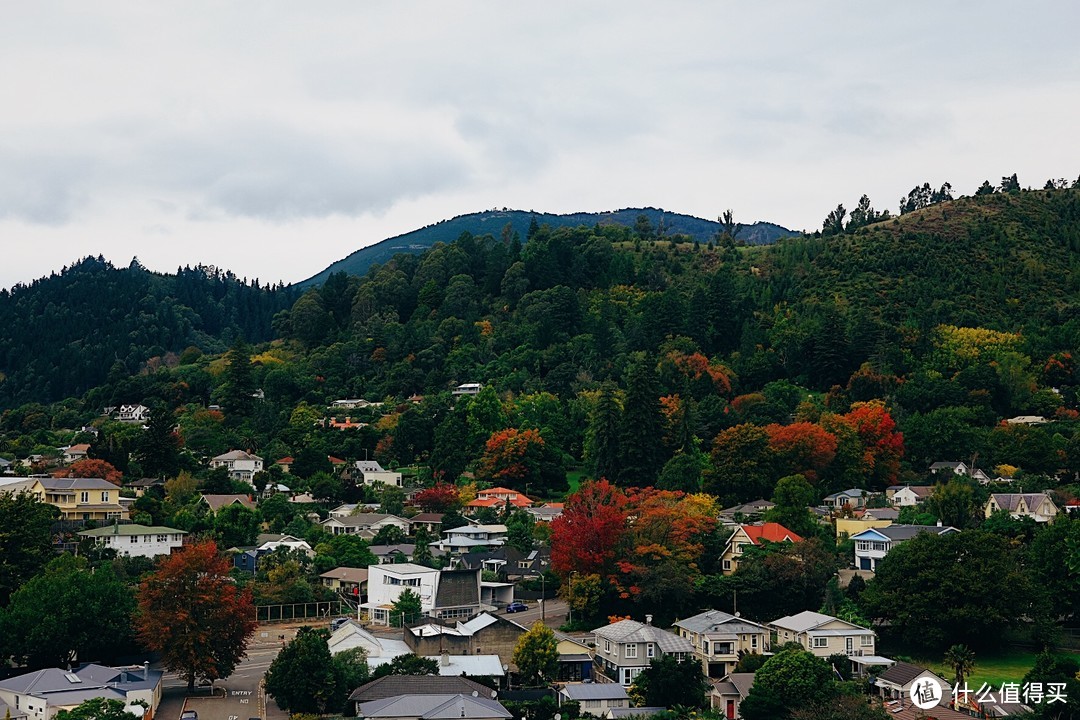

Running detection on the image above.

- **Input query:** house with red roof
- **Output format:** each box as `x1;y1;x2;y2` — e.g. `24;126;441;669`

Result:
720;522;802;575
465;487;533;513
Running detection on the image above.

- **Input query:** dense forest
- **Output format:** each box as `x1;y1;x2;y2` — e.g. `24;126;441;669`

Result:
0;258;296;406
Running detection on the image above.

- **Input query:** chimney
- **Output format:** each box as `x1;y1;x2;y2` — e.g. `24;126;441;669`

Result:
143;662;149;681
936;519;942;527
442;651;450;666
645;614;653;626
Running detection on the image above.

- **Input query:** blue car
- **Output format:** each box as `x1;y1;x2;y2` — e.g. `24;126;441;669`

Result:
505;602;528;613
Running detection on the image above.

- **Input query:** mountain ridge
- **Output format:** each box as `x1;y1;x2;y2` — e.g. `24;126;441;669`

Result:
298;206;798;287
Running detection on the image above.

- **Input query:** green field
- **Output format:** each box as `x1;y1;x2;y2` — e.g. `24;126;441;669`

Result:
918;650;1080;689
565;468;589;496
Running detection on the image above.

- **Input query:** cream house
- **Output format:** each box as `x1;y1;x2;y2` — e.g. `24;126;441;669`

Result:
674;609;769;677
984;493;1058;523
30;478;127;522
768;610;876;658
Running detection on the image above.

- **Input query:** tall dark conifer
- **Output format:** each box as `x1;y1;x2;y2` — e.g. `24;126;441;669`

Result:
587;382;621;482
617;354;666;486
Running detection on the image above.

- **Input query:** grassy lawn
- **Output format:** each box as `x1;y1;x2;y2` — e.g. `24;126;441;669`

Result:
916;650;1080;689
565;468;589;496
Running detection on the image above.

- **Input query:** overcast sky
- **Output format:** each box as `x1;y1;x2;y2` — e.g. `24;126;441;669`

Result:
2;2;1079;289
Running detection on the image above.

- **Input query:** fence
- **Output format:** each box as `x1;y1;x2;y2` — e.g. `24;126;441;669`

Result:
256;600;347;623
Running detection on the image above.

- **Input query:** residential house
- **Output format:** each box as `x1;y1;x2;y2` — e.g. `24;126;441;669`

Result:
719;523;802;575
887;485;934;507
929;461;971;477
674;610;770;677
875;662;949;701
319;567;368;600
455;546;550;580
78;524;186;558
363;564;483;625
851;524;958;571
452;383;484;397
719;499;775;524
209;450;264;484
408;513;445;535
321;513;411;538
880;702;974;720
0;699;27;720
606;708;665;719
327;620;409;660
862;507;899;521
0;664;163;720
61;444;90;465
323;417;368;431
125;478;165;497
30;477;127;522
431;524;508;555
200;494;256;513
555;632;593;682
357;694;510;720
406;613;526;660
232;533;314;573
1006;415;1048;425
835;517;892;541
466;487;533;513
525;504;563;523
349;677;496;715
0;457;14;475
823;488;871;510
352;460;403;487
591;618;695;686
116;405;150;424
559;684;629;718
984;493;1059;523
710;672;755;720
330;399;383;410
768;610;875;658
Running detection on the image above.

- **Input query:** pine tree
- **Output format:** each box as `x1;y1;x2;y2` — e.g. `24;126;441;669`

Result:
585;382;621;482
617;354;666;486
219;338;255;421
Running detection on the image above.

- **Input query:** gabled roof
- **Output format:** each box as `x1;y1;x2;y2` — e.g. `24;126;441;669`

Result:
319;567;369;583
201;494;256;511
853;524;957;542
739;522;802;545
36;477;118;491
65;443;91;454
561;683;629;701
212;450;262;462
825;488;867;500
770;611;872;636
930;461;967;470
674;609;767;634
592;620;695;653
79;523;185;537
358;694;510;720
877;661;941;686
410;513;446;524
988;493;1056;512
323;513;406;527
863;507;899;520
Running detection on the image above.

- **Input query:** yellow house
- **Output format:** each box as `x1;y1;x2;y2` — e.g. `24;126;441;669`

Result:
30;477;127;521
835;517;893;541
720;523;802;575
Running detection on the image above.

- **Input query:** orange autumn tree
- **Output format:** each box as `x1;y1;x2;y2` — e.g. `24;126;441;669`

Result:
842;401;904;488
765;422;838;484
615;489;718;613
659;349;734;396
136;540;256;691
476;427;566;496
53;458;123;485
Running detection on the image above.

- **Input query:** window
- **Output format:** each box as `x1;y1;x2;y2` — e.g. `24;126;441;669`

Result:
605;640;612;653
157;535;167;543
861;635;873;646
130;536;138;543
647;643;655;658
812;637;828;648
625;644;637;659
80;491;89;503
723;559;731;571
751;635;758;649
702;641;710;655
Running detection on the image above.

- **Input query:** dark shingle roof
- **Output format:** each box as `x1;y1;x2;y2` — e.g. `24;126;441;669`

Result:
435;569;479;608
349;675;493;703
877;661;932;686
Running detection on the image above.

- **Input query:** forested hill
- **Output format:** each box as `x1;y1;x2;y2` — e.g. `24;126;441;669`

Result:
298;207;797;287
0;257;296;407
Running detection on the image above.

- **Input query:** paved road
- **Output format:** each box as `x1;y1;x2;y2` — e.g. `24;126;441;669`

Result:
503;598;568;628
155;624;306;720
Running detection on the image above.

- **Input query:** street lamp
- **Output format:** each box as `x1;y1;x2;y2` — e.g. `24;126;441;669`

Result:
568;571;578;626
535;571;547;621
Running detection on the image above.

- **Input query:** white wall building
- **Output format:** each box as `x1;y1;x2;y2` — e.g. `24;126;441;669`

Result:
354;460;403;487
78;524;186;558
210;450;264;484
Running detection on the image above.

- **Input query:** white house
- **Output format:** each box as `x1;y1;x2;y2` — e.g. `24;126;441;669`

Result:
673;609;770;677
353;460;403;487
431;525;508;555
362;564;483;626
116;405;150;425
851;524;958;572
452;383;483;397
210;450;263;484
822;488;871;510
592;618;695;686
887;485;934;507
321;513;411;538
875;662;949;701
560;684;629;717
327;620;410;661
78;524;186;558
61;444;90;465
768;611;876;658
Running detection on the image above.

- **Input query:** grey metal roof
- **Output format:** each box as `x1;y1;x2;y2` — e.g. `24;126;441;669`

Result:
607;708;666;718
877;524;956;541
349;676;494;703
358;694;510;719
560;683;629;701
592;620;694;653
79;524;185;537
37;477;119;491
674;609;767;634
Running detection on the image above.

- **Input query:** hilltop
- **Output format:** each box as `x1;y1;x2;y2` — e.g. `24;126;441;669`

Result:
297;207;797;287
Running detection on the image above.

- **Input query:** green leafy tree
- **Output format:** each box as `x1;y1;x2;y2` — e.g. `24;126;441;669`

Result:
411;526;437;567
54;699;140;720
629;655;709;709
389;588;423;627
378;485;406;516
740;649;837;720
926;478;978;528
657;449;704;493
512;621;559;686
765;474;817;537
702;424;775;504
0;491;60;605
943;644;975;687
371;653;440;678
214;503;261;548
265;627;341;714
332;647;370;705
371;524;406;546
136;404;181;478
0;554;135;667
506;509;536;553
790;696;890;720
136;540;258;691
860;530;1033;650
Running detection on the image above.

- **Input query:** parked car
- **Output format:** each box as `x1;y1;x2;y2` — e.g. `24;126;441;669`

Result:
331;617;350;631
180;711;198;720
505;601;528;613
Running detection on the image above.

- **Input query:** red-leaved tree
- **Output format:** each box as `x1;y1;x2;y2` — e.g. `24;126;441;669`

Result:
53;458;123;485
136;540;256;691
765;422;838;483
551;479;628;578
842;401;904;488
413;483;462;513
